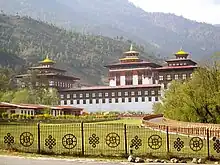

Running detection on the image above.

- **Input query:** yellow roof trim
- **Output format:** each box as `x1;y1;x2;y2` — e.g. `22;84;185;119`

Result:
119;57;139;61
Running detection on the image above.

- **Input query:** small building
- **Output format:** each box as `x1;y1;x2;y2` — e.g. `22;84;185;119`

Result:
0;102;83;117
51;106;83;116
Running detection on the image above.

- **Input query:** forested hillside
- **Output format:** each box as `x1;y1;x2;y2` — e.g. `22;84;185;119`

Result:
0;14;159;85
0;0;220;59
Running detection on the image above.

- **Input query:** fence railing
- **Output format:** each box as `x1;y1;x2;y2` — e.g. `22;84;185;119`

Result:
0;123;220;159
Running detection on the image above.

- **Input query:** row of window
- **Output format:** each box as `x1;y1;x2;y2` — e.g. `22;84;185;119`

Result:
168;62;188;66
61;90;161;99
159;73;192;81
63;97;159;105
49;81;74;88
20;110;34;115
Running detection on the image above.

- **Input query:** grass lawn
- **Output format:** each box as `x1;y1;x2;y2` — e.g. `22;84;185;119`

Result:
0;120;219;160
97;118;142;125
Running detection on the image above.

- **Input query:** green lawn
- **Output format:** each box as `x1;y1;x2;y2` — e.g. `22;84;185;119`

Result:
0;121;219;159
97;118;142;125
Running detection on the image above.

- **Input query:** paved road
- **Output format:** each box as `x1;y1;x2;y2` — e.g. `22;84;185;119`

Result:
0;155;190;165
0;156;126;165
0;156;123;165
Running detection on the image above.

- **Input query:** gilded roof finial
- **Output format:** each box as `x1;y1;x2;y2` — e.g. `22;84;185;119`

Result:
130;44;133;51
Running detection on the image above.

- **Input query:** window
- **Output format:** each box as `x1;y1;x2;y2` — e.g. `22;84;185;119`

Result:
128;98;132;102
77;100;80;104
112;92;115;97
167;75;171;80
92;93;96;97
118;92;121;96
83;100;86;104
115;98;118;103
138;91;142;96
99;93;102;97
89;99;92;104
151;90;155;95
175;74;179;80
21;110;23;114
49;81;54;86
60;95;64;99
96;99;99;104
182;74;187;79
131;91;135;96
86;93;89;98
80;94;83;98
124;92;128;96
142;97;145;102
145;91;148;95
155;97;159;101
73;94;76;98
64;100;67;105
67;94;70;99
135;97;138;102
109;98;112;103
105;93;109;97
70;100;73;104
122;98;125;103
102;99;106;103
159;76;163;81
158;90;161;95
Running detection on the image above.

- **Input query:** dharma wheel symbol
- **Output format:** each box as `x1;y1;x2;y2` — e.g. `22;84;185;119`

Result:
148;135;162;150
106;132;120;148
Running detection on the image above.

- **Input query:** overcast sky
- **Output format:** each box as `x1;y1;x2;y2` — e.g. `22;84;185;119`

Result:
129;0;220;24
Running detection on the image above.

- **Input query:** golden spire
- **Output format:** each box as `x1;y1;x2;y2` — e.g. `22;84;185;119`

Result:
130;44;133;51
40;55;55;64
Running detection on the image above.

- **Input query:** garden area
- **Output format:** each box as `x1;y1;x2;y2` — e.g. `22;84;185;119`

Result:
1;119;220;161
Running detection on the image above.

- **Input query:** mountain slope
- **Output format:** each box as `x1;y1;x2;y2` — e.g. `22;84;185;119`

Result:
0;0;220;59
0;49;24;69
0;14;159;85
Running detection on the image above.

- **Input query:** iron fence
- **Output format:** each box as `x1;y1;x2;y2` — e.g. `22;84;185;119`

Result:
0;123;220;159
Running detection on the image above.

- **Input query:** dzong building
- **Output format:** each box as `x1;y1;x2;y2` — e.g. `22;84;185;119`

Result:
59;45;198;113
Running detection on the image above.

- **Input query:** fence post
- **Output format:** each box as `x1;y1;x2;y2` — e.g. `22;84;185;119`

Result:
124;124;128;156
207;129;210;159
81;122;84;156
166;126;170;153
37;123;41;154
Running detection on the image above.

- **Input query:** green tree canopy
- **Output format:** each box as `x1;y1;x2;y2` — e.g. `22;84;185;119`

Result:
155;61;220;123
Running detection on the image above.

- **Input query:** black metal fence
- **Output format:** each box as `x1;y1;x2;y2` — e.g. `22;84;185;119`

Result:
0;123;220;159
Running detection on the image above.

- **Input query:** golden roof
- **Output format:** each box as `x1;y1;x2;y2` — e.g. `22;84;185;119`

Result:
175;49;188;55
40;55;55;63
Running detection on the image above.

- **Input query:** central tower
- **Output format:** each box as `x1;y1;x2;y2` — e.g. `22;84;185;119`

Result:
105;45;161;87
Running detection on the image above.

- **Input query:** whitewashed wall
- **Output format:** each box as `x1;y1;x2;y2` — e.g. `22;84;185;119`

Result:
60;97;158;113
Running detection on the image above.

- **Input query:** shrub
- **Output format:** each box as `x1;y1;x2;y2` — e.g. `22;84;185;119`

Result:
2;112;8;119
11;114;19;119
